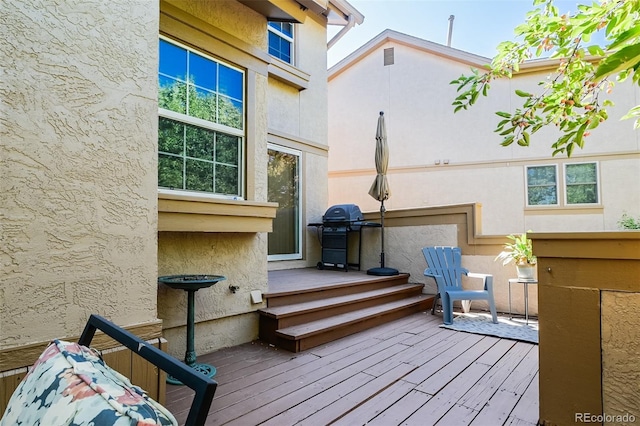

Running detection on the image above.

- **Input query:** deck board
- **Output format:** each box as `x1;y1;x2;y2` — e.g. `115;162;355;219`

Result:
366;389;432;425
259;371;375;425
224;342;410;425
208;332;411;424
162;268;539;425
404;361;492;425
266;268;395;293
164;311;539;426
509;371;540;423
275;296;429;339
331;380;416;425
458;341;532;411
470;344;539;426
305;363;417;425
415;336;497;395
435;403;480;425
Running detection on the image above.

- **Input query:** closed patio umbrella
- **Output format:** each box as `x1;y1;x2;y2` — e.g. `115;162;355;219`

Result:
367;112;399;276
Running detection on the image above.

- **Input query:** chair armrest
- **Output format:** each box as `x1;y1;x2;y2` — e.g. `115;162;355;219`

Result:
423;268;438;278
467;272;494;292
79;314;217;426
424;269;450;295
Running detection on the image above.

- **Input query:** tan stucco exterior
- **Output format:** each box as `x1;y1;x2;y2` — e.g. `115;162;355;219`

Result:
156;0;337;358
1;0;360;370
601;291;640;419
359;205;538;316
328;30;640;235
1;0;160;349
157;0;271;358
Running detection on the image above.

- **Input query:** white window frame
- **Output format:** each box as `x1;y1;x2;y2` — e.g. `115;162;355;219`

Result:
267;21;294;65
267;143;302;261
525;164;559;207
158;35;246;200
564;161;600;205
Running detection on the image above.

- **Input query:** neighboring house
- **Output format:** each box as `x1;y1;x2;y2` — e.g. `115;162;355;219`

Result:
1;0;363;389
328;30;640;235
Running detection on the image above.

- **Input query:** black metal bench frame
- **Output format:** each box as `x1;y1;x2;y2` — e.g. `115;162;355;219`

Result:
78;314;217;426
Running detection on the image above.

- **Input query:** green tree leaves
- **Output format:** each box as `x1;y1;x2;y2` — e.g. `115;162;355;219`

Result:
451;68;490;113
595;43;640;79
451;0;640;156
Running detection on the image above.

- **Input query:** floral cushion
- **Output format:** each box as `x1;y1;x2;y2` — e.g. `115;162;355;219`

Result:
1;340;177;425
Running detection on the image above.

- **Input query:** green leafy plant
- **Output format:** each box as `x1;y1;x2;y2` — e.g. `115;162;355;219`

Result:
495;232;538;266
617;212;640;229
451;0;640;157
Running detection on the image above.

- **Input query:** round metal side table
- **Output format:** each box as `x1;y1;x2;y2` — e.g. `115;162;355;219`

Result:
508;278;538;325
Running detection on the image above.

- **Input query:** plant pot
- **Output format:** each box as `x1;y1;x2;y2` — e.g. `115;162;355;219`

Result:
516;264;536;280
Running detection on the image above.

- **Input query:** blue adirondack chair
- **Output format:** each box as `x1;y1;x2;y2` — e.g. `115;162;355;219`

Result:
422;246;497;325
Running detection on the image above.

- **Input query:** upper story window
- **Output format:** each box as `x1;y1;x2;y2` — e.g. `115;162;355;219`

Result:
268;21;294;64
565;162;599;204
526;165;558;206
158;37;245;197
526;162;599;206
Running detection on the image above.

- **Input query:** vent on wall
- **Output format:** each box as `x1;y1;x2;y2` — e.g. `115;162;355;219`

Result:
384;47;394;66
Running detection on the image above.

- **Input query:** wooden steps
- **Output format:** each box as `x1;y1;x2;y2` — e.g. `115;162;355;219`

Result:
259;272;434;352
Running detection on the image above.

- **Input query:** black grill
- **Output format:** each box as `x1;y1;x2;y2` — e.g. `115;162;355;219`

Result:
310;204;379;272
322;204;364;229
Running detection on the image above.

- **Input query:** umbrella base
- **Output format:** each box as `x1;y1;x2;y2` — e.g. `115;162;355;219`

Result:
367;267;399;276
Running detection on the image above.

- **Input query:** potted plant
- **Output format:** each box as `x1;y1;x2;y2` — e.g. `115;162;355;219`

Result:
495;231;537;280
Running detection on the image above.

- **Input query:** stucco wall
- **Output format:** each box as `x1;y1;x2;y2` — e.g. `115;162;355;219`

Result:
359;222;537;315
601;291;640;418
360;224;458;286
157;232;267;356
304;153;328;264
156;1;331;355
0;0;159;349
164;0;266;50
328;37;640;235
461;252;538;316
156;1;271;356
294;17;329;144
267;13;330;270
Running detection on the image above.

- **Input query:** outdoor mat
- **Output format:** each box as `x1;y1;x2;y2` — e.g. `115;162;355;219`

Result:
439;312;539;344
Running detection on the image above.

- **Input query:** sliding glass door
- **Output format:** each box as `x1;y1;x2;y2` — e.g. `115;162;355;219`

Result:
267;145;301;260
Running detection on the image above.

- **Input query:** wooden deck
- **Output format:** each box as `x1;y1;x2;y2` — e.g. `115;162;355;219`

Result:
165;311;539;425
266;267;395;293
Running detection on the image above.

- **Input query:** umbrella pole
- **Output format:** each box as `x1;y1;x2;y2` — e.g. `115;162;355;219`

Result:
367;199;399;276
380;200;386;268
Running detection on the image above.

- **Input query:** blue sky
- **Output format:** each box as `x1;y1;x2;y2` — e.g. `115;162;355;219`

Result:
328;0;588;68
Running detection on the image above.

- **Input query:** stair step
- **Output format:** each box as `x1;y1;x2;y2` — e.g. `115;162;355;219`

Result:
276;295;432;343
260;269;435;353
259;283;424;319
264;273;410;307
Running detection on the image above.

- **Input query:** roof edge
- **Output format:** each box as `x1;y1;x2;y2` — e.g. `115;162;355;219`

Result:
329;29;490;80
328;0;364;25
328;28;598;80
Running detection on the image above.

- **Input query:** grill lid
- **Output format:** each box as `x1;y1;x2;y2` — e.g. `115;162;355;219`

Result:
322;204;363;223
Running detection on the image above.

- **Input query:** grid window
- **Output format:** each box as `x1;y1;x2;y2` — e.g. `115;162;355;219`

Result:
158;38;244;197
526;165;558;206
268;21;294;64
565;163;599;204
